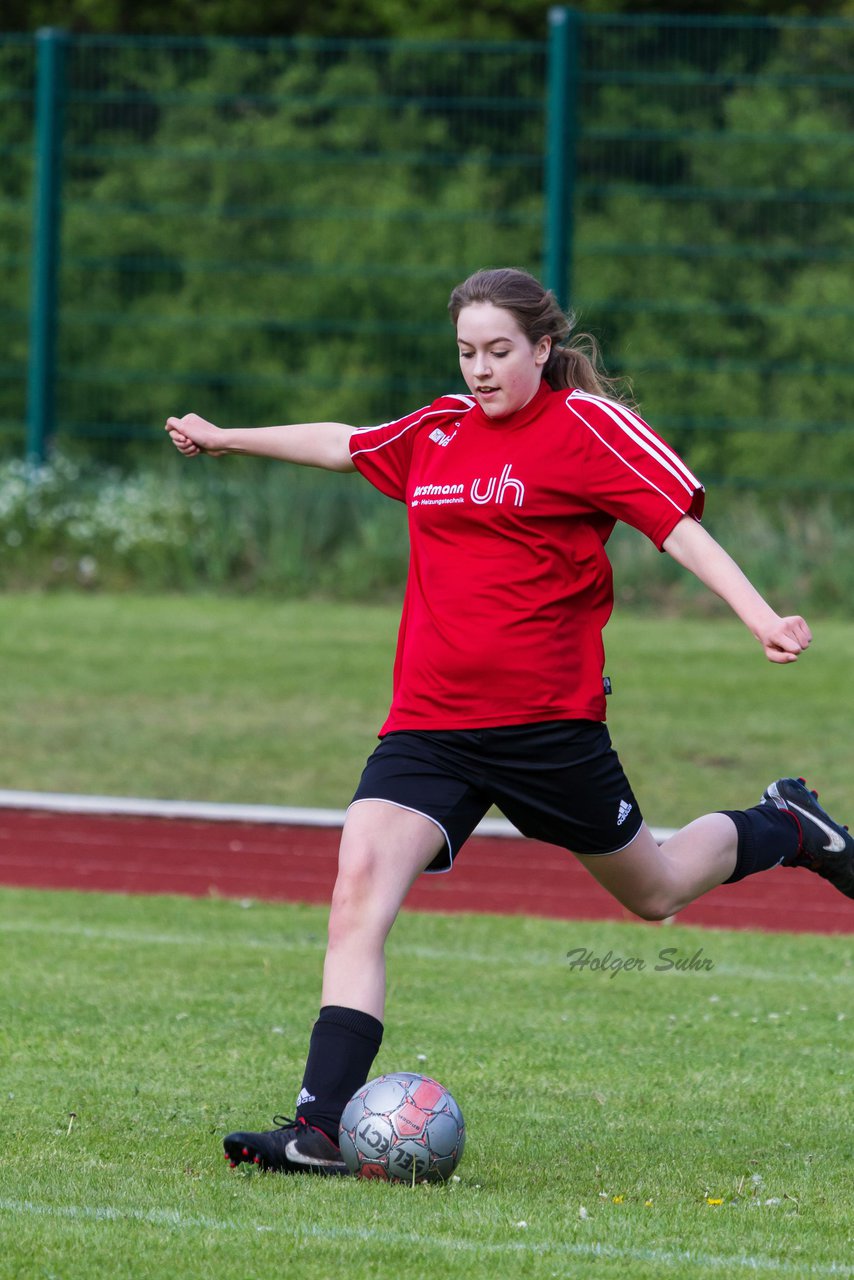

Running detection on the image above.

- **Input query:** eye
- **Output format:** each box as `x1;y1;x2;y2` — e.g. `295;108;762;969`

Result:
459;350;474;359
492;350;509;359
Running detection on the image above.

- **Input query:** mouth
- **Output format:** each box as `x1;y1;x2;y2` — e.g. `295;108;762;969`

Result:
476;386;499;397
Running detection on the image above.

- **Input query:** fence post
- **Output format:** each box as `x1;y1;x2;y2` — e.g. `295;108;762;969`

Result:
26;27;68;464
544;6;581;309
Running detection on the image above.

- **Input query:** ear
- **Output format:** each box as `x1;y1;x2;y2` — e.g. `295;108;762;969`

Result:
535;336;551;367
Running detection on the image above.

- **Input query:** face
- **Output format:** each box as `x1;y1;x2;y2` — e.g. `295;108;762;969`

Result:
456;302;550;419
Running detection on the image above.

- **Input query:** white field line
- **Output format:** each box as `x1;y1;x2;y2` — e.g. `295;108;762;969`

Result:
0;1197;851;1275
0;788;677;843
0;917;850;986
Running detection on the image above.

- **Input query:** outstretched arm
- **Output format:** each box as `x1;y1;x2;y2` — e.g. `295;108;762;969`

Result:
662;517;812;664
165;412;356;473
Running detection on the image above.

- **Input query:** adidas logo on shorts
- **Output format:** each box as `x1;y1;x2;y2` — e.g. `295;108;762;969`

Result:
295;1088;316;1108
617;799;633;826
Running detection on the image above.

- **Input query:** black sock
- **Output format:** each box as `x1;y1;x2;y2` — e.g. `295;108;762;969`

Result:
294;1005;384;1142
720;805;801;884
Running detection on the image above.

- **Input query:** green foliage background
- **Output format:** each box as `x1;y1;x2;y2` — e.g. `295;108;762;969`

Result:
3;18;852;484
3;0;854;38
1;14;852;597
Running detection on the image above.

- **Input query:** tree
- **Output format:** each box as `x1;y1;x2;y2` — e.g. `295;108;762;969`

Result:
5;0;854;39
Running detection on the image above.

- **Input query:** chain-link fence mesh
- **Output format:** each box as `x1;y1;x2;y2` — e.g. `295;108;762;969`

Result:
2;15;852;489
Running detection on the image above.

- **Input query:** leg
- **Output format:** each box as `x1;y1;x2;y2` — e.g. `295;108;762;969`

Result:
322;799;447;1019
576;775;854;918
299;800;446;1131
223;799;446;1173
574;814;739;921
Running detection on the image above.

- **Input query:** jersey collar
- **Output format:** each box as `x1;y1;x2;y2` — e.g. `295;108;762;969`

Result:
466;378;554;430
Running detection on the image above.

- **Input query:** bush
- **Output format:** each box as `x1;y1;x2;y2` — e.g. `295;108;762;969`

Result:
1;450;852;616
0;451;408;595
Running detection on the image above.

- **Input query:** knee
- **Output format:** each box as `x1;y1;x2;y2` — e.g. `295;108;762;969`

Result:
328;864;371;938
327;846;386;944
626;892;679;922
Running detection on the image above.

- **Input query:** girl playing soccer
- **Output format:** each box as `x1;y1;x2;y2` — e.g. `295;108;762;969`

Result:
166;267;852;1174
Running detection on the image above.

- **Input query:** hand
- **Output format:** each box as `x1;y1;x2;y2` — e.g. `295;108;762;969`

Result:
758;615;812;664
165;413;225;457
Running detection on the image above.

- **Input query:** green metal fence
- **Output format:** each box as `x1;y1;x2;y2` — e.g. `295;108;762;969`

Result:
2;13;853;490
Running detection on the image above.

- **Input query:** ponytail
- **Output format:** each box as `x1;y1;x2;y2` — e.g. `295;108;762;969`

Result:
544;330;634;406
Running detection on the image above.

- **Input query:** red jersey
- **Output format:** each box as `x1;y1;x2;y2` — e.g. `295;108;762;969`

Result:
349;381;704;734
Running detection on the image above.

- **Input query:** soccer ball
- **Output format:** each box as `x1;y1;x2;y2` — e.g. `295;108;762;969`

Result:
339;1071;465;1183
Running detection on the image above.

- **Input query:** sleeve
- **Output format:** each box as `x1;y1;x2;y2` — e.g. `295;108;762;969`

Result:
349;396;472;503
566;392;705;549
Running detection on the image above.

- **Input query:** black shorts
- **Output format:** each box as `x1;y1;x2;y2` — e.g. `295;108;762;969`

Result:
350;720;644;873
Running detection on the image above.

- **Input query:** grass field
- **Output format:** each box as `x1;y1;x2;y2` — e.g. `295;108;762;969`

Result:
1;592;851;826
1;592;852;1276
1;887;852;1280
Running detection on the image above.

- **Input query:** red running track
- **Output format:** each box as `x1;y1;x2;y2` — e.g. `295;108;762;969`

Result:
0;808;851;934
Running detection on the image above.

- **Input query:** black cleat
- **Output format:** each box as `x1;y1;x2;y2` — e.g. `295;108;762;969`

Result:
223;1115;349;1175
762;777;854;899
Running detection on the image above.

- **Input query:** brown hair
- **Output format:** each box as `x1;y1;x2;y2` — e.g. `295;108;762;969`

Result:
448;267;633;405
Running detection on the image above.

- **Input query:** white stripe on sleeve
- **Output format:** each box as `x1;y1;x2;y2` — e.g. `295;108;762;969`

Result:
350;395;475;458
567;391;702;499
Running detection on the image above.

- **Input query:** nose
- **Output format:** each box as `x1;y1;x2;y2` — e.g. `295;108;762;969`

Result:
473;350;491;379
